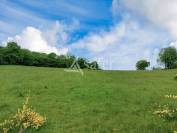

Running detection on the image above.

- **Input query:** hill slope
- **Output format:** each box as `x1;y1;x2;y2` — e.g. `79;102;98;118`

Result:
0;66;176;133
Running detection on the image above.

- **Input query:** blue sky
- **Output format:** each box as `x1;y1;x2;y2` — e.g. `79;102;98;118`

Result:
0;0;113;40
0;0;177;70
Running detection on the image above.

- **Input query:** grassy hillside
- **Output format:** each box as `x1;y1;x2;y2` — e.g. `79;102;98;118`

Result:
0;66;176;133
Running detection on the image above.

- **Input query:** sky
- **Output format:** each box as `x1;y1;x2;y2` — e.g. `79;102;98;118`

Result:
0;0;177;70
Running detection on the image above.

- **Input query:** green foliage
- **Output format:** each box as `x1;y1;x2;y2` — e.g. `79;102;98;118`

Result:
175;74;177;80
158;47;177;69
0;42;99;69
136;60;150;70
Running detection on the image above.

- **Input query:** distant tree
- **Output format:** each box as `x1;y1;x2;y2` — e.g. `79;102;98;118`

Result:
77;58;87;69
136;60;150;70
158;47;177;69
6;42;20;52
3;42;21;64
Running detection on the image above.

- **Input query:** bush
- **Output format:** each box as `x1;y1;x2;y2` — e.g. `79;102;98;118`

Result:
154;95;177;132
0;97;46;133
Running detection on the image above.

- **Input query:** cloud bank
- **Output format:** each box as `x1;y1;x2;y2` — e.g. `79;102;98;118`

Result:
7;26;68;55
113;0;177;48
114;0;177;39
68;0;176;69
70;18;167;69
5;20;79;55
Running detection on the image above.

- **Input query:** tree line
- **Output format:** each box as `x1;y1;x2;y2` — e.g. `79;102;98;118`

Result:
136;47;177;70
0;42;99;69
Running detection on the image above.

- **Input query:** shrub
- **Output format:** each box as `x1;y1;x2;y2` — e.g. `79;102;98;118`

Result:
0;97;46;133
154;106;177;120
154;95;177;132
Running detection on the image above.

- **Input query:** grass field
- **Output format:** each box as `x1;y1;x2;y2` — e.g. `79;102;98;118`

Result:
0;66;176;133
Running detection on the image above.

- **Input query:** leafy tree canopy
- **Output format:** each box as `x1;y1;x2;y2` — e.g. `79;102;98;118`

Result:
0;42;100;70
158;47;177;69
136;60;150;70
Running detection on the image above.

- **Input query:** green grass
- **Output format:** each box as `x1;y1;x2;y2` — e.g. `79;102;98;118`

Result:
0;65;176;133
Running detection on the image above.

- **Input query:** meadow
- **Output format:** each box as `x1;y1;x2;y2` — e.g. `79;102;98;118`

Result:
0;65;176;133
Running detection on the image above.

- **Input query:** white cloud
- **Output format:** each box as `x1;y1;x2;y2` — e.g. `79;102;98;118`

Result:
4;19;80;55
70;22;125;53
43;19;79;47
112;0;177;39
5;21;73;55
